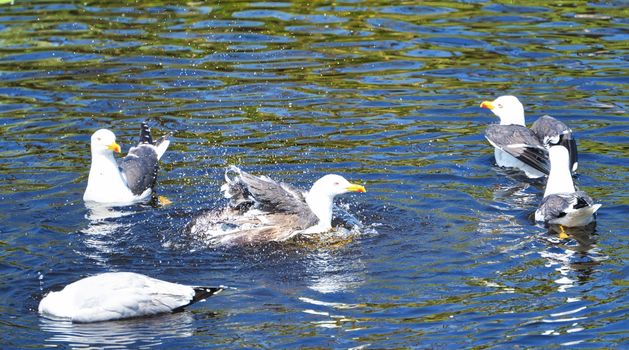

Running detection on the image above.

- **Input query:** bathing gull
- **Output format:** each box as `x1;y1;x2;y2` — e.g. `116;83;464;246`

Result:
38;272;222;323
480;95;578;178
186;166;366;245
83;122;171;205
535;144;601;233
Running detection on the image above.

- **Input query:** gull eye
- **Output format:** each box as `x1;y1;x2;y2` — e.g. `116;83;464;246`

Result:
97;137;101;141
333;182;340;186
497;104;503;108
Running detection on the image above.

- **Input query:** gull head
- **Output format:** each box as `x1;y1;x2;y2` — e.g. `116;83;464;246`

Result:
310;174;366;199
91;129;121;154
305;174;366;231
480;95;525;126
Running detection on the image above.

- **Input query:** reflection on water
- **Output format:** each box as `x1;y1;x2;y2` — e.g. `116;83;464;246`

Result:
476;181;537;236
490;181;539;211
84;202;138;222
0;0;627;348
539;225;607;294
306;250;365;294
79;203;137;267
40;312;196;349
298;296;365;336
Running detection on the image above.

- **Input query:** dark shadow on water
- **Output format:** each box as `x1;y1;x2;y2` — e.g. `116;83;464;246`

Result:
537;222;603;292
547;222;598;246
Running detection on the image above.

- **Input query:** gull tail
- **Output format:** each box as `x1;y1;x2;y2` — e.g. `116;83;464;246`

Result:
139;122;153;144
589;203;602;215
172;286;223;312
154;133;172;160
138;121;172;160
191;286;223;303
567;203;601;225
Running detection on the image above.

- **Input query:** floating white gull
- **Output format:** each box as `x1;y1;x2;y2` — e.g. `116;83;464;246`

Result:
83;122;171;205
186;166;366;245
38;272;222;323
535;145;601;231
480;95;578;178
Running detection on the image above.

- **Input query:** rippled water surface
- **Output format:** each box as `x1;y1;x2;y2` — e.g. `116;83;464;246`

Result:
1;0;628;348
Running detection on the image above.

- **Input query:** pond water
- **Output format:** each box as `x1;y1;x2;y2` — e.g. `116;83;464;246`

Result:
1;0;627;348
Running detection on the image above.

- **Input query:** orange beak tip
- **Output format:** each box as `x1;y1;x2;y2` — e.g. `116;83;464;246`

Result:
108;142;122;153
480;101;493;110
347;184;366;193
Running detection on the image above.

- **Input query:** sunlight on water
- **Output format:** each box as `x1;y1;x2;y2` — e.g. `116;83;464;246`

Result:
0;0;627;348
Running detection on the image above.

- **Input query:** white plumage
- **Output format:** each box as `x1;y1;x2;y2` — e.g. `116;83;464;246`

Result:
38;272;222;323
187;166;366;244
481;95;578;178
83;123;171;205
535;146;601;227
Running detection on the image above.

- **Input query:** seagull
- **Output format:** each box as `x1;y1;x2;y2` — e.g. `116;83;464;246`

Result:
83;122;171;205
38;272;222;323
480;95;578;178
535;145;601;234
186;166;366;244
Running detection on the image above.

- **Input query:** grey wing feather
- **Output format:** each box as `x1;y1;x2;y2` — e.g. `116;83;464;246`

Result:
485;124;550;175
531;115;578;172
538;195;570;222
531;115;570;143
538;191;593;222
118;145;159;195
223;167;317;221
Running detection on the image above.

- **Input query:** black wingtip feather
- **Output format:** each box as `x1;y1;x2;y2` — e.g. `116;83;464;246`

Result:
172;287;223;313
140;122;153;145
192;287;223;303
565;138;578;173
552;133;578;173
574;197;589;209
515;149;550;175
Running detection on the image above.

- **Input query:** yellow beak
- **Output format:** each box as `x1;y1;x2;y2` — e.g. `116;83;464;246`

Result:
346;183;366;193
480;101;494;110
107;142;121;153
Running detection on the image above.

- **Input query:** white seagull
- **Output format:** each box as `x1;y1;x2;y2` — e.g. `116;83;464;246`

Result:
535;145;601;234
38;272;222;323
480;95;578;178
186;166;366;244
83;122;171;205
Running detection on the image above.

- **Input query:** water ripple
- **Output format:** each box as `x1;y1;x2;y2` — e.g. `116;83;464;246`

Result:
0;0;627;349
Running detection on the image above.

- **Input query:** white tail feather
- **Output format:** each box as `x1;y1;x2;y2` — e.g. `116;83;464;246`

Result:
590;203;602;214
154;139;170;160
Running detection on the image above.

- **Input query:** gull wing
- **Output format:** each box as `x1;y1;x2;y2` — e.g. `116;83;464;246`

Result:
222;166;316;220
485;124;550;175
531;115;578;172
537;191;594;222
118;145;159;196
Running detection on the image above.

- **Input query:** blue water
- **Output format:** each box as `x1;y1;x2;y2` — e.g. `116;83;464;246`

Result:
1;1;628;348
